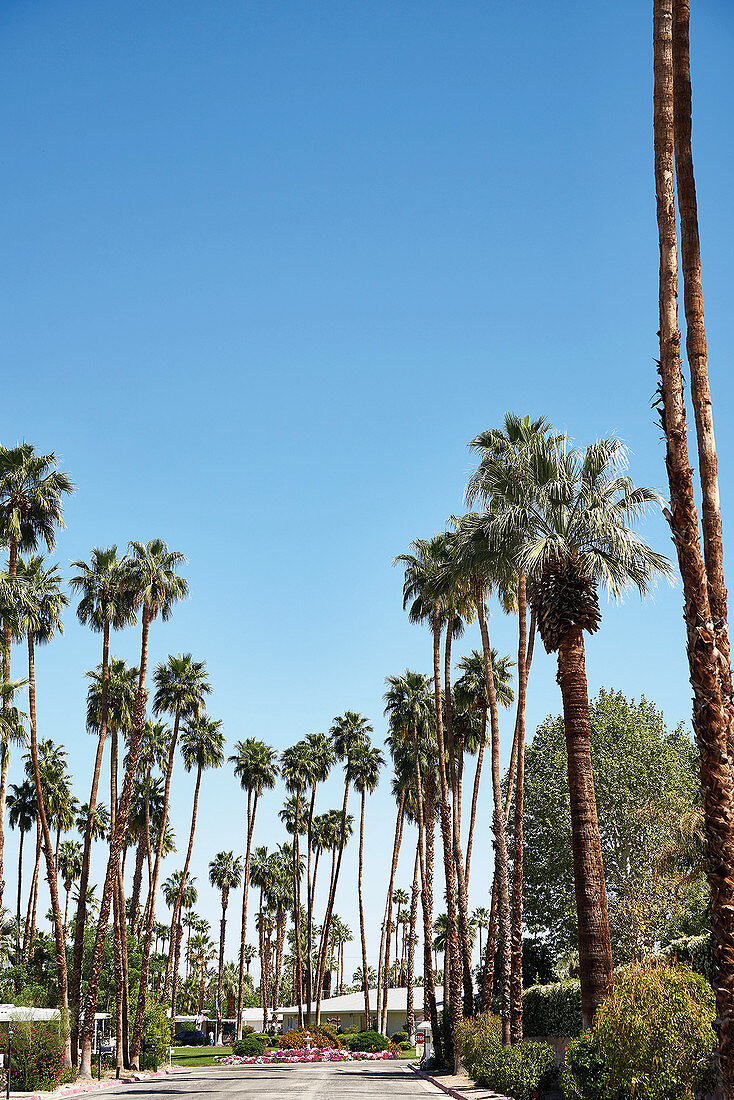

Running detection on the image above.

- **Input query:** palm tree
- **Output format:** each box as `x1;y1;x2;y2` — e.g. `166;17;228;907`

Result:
131;653;209;1065
301;732;334;1022
229;738;278;1038
471;907;490;966
166;715;224;1019
314;712;371;1024
395;537;464;1064
351;741;384;1025
68;545;134;1061
16;554;72;1064
7;778;35;960
0;445;72;921
80;538;187;1078
391;889;409;983
654;6;734;1090
163;871;197;1012
491;434;670;1024
242;942;256;974
280;741;310;1025
209;852;243;1043
58;841;83;936
383;671;440;1046
76;800;109;842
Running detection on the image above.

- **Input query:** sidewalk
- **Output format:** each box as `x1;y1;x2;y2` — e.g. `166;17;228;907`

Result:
9;1064;187;1100
411;1066;511;1100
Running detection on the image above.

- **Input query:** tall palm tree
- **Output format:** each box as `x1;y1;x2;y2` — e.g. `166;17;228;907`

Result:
383;671;439;1047
229;737;278;1039
163;871;197;1012
351;741;384;1025
314;712;371;1024
17;555;72;1064
301;732;334;1022
58;840;83;936
7;778;35;960
278;743;308;1025
492;434;670;1024
654;6;734;1090
209;851;243;1043
391;889;409;983
80;538;187;1078
0;444;72;921
166;714;225;1019
68;545;134;1061
131;653;210;1065
395;538;463;1066
471;907;490;966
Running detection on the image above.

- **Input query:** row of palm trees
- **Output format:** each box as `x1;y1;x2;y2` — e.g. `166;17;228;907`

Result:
385;416;669;1069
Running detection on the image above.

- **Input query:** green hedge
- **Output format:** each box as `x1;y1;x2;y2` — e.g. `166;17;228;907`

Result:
522;981;582;1038
232;1035;266;1057
344;1030;391;1053
662;932;712;980
455;1014;555;1100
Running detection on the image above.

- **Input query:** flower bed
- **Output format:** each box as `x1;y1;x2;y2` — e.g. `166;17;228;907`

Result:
215;1046;400;1065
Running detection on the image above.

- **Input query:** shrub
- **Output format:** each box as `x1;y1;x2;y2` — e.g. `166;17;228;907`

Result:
475;1041;556;1100
561;1033;606;1100
456;1013;502;1079
232;1035;266;1057
399;1041;413;1052
522;981;582;1038
663;932;713;981
0;1018;67;1092
143;1003;171;1070
391;1031;408;1045
561;962;717;1100
344;1030;391;1053
277;1024;343;1050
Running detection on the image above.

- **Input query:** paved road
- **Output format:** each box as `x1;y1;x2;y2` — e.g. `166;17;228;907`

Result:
93;1062;440;1099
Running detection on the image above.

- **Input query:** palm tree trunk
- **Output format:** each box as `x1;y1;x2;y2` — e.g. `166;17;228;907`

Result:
79;603;151;1078
129;842;146;940
358;788;370;1028
292;789;304;1027
23;822;41;959
305;785;316;1025
112;881;125;1073
314;778;351;1024
71;618;111;1066
27;633;72;1066
64;884;70;938
479;876;498;1012
378;798;404;1034
0;537;18;923
216;893;228;1042
166;765;203;1020
464;726;485;888
236;791;257;1040
119;870;131;1067
412;723;441;1064
557;628;612;1025
406;840;420;1038
16;827;25;963
510;583;534;1044
475;585;511;1044
431;609;462;1070
672;0;730;713
444;624;475;1018
131;710;182;1066
653;3;734;1088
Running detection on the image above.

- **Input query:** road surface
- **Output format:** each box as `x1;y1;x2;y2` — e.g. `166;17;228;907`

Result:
93;1062;441;1099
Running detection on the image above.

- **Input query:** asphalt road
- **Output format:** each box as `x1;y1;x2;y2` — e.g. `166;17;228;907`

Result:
92;1062;441;1099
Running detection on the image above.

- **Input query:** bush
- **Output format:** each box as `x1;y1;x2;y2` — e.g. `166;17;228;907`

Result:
277;1024;343;1050
561;963;717;1100
344;1029;391;1053
143;1003;171;1070
398;1040;413;1052
663;932;713;981
456;1013;502;1079
232;1035;266;1057
522;981;583;1038
0;1018;67;1092
475;1041;556;1100
561;1033;606;1100
391;1031;408;1045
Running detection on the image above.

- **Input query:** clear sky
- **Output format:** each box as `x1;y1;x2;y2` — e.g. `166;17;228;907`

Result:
2;0;733;985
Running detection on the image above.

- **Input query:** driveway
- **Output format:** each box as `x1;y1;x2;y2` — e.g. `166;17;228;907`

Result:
90;1062;441;1099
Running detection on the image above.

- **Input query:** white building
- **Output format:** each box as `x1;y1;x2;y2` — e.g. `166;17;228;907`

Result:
281;987;443;1038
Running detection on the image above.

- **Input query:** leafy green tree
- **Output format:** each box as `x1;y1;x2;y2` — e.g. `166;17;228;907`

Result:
521;689;699;961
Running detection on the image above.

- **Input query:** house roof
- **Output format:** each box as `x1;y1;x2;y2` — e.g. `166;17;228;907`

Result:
281;987;443;1016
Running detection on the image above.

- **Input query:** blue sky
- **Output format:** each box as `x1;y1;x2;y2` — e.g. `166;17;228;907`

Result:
2;0;733;982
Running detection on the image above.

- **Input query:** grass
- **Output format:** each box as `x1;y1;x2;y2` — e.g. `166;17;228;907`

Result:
170;1043;417;1067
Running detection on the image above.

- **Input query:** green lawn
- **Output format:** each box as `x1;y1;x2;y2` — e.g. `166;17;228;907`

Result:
171;1045;234;1067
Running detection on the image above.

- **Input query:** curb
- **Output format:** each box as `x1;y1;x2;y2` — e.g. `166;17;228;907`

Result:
22;1064;187;1100
407;1063;475;1100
